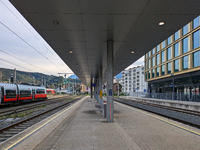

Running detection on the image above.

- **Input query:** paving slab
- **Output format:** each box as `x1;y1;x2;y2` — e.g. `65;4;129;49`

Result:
1;96;200;150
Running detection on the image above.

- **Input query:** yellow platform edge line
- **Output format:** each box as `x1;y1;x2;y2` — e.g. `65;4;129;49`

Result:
116;101;200;136
5;97;86;150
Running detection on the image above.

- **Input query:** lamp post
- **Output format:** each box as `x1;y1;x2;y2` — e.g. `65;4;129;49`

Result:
57;73;74;95
171;73;174;100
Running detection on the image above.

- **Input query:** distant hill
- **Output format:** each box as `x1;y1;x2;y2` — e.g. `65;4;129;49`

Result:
68;74;78;79
116;72;122;79
0;68;62;88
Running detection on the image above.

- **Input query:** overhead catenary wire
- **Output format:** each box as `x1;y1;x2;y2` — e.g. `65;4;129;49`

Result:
0;22;66;73
0;49;52;75
0;58;32;71
0;0;69;69
0;0;54;56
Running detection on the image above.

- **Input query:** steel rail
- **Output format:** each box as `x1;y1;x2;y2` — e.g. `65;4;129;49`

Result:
0;96;83;140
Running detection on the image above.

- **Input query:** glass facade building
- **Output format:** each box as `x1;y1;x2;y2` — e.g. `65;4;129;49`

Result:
174;42;179;57
144;15;200;101
193;51;200;67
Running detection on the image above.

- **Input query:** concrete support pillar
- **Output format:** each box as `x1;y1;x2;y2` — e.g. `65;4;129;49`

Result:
96;79;99;103
99;67;102;106
94;85;96;101
106;41;114;122
90;77;93;98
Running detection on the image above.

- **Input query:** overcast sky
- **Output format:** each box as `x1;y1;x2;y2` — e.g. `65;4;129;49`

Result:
0;0;144;78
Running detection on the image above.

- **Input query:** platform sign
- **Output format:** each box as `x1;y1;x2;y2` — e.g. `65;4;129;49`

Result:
135;88;137;90
144;89;146;92
100;90;102;98
170;85;173;87
109;89;112;96
92;84;96;87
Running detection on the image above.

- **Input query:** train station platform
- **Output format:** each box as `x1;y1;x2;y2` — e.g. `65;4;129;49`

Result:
1;96;200;150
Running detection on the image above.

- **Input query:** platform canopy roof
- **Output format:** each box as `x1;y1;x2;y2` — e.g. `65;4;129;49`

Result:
10;0;200;85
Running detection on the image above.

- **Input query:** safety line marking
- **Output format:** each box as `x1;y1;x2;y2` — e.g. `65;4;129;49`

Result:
116;101;200;136
5;97;87;150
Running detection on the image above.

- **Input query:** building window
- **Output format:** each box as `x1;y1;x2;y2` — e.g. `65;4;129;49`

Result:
156;45;160;52
146;53;148;59
167;62;171;74
148;59;151;68
162;41;166;48
148;51;151;57
161;51;165;63
174;59;179;72
193;51;200;67
148;70;150;79
152;69;154;78
152;56;155;67
174;31;179;41
174;42;179;57
193;30;200;49
167;47;171;60
183;55;188;70
183;24;188;36
152;48;155;55
167;36;171;45
161;65;165;75
145;72;147;80
193;16;200;29
156;67;159;77
156;54;159;65
183;37;188;54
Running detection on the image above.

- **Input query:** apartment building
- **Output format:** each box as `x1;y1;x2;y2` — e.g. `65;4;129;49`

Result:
121;66;147;93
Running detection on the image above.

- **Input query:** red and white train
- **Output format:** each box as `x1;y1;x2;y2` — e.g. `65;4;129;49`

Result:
0;82;47;105
46;89;56;96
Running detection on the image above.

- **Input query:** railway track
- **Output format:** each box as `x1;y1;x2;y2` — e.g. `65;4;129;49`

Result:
114;97;200;128
0;95;71;113
0;96;84;142
0;95;75;117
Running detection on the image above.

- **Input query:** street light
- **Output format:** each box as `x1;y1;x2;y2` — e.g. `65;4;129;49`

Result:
57;73;73;95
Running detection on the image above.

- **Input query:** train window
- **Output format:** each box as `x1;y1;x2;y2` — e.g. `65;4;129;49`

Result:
36;89;45;94
20;90;31;97
6;90;16;98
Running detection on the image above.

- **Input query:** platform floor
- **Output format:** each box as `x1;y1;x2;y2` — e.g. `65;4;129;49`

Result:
1;96;200;150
